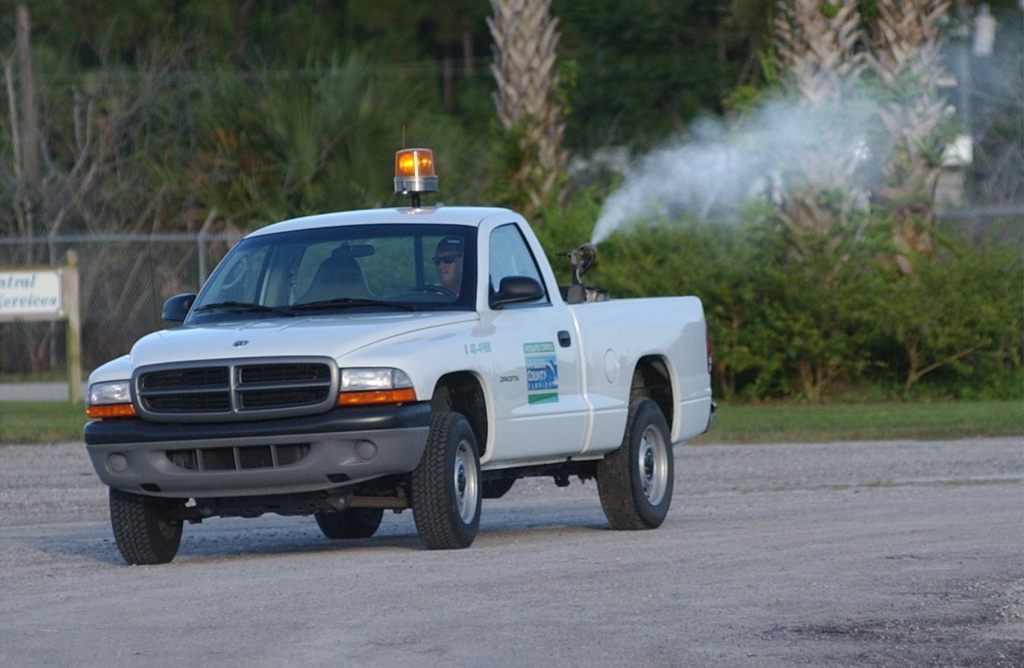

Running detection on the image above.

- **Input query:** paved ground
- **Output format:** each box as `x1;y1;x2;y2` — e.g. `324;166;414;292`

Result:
1;437;1021;667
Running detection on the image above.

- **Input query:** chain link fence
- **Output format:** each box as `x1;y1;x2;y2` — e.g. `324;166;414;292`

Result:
2;212;1018;379
0;234;240;375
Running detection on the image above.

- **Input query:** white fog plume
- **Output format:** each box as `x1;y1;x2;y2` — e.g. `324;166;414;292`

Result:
590;99;874;244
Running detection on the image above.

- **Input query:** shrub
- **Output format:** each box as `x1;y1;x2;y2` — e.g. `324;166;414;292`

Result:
869;238;1023;398
535;197;1022;402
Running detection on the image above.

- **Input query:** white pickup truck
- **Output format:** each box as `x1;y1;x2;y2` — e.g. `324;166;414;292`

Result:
84;149;715;564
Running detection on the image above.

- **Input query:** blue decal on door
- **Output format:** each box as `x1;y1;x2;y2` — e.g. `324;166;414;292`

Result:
524;342;558;404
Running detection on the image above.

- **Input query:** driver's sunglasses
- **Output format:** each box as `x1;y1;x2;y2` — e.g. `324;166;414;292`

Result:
432;255;461;266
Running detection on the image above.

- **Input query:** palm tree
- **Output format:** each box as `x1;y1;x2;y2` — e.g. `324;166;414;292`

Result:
488;0;567;216
772;0;953;271
864;0;953;269
772;0;865;257
774;0;864;107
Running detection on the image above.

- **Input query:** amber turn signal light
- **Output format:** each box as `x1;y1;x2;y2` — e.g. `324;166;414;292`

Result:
86;404;137;419
337;388;417;406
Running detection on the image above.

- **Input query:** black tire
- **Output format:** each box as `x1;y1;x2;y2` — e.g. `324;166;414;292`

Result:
597;398;674;530
314;508;384;540
109;488;184;565
410;412;481;550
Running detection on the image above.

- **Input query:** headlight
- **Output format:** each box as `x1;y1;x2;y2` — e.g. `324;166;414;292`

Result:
89;381;132;405
86;381;136;418
341;368;413;391
338;368;416;406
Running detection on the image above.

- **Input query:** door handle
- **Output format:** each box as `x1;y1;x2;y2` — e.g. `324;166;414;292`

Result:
557;330;571;348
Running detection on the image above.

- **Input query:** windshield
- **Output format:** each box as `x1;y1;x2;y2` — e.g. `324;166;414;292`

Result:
187;223;477;324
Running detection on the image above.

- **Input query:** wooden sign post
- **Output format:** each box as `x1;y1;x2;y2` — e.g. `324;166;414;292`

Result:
0;251;82;403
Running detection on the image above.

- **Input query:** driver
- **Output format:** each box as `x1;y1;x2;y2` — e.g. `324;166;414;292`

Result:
433;236;464;295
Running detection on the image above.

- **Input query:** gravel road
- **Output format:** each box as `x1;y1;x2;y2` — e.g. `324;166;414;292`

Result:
1;437;1021;667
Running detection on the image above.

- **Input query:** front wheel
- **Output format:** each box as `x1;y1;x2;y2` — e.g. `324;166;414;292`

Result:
597;398;674;530
410;412;481;550
109;488;184;565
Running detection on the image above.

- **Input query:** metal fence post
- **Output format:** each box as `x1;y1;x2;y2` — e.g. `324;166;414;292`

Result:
197;208;218;288
63;250;82;404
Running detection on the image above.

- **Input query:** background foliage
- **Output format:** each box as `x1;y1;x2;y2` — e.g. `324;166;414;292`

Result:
0;0;1020;402
534;198;1022;402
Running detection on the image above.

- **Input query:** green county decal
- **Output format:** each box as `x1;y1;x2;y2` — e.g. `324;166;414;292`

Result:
524;342;558;404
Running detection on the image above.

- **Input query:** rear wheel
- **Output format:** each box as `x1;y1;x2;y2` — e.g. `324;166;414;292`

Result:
597;398;674;530
314;508;384;540
109;488;184;565
410;412;481;549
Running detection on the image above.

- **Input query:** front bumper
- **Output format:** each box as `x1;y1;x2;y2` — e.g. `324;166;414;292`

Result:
84;403;431;498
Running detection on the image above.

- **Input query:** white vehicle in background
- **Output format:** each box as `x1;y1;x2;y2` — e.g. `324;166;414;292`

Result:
84;149;715;564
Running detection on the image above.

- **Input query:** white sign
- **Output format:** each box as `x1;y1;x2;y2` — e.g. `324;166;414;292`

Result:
0;270;63;318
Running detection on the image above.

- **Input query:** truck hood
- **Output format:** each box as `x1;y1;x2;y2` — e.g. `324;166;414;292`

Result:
128;311;478;368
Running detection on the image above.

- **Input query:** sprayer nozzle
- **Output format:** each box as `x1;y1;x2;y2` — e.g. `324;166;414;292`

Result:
566;243;597;285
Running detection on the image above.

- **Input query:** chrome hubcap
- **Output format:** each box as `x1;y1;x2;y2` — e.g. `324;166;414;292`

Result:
638;425;668;505
454;439;479;523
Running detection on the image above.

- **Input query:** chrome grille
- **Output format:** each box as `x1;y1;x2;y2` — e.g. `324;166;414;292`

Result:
239;363;330;384
134;357;337;422
239;387;330;409
142;367;229;389
146;393;233;412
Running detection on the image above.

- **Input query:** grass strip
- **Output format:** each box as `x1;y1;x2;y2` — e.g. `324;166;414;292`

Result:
691;400;1024;444
1;400;1021;445
0;401;89;445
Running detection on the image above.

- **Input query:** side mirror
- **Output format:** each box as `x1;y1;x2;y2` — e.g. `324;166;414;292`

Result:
490;276;545;309
162;293;196;323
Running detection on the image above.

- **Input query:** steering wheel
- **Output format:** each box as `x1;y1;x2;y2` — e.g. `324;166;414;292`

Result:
410;284;456;298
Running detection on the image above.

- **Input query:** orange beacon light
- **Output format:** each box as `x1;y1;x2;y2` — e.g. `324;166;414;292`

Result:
394;148;438;207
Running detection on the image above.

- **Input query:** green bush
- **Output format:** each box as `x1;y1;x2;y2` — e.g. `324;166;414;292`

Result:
533;196;1023;402
867;238;1023;399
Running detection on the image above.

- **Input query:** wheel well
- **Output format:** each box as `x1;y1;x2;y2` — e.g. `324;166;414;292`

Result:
431;372;489;457
630;356;674;431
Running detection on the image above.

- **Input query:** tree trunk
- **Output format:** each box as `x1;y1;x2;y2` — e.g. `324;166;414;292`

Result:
443;53;454;110
16;4;38;184
462;28;474;77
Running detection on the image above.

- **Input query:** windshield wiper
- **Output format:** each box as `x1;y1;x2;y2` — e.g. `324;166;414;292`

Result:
194;301;297;317
291;297;415;312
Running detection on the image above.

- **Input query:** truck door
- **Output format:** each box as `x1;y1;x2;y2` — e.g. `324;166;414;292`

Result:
484;223;587;463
